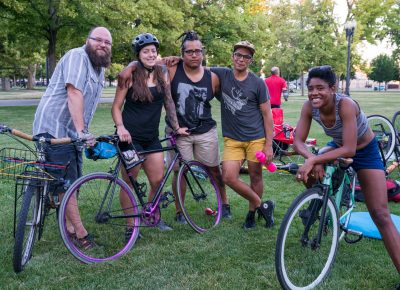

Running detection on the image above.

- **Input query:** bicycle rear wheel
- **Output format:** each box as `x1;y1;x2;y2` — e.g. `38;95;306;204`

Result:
59;172;140;264
13;180;41;273
177;161;221;233
367;114;396;161
275;188;339;290
392;111;400;137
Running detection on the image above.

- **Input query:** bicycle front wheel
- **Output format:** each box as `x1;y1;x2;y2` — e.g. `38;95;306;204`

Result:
275;188;339;290
368;114;396;161
59;172;140;264
13;181;41;273
177;161;221;233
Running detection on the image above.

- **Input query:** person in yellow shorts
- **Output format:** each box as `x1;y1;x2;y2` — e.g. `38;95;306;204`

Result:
210;41;274;229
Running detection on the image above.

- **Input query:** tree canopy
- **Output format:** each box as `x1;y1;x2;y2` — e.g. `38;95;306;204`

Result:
0;0;399;88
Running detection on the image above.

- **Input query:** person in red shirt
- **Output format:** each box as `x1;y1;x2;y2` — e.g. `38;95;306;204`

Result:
264;66;288;108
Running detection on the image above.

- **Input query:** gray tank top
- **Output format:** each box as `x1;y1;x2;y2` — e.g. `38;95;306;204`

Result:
311;93;368;146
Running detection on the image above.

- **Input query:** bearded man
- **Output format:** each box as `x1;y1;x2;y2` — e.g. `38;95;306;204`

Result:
32;26;112;247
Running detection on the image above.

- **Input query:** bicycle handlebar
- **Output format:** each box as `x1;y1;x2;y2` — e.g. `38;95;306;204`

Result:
1;124;77;145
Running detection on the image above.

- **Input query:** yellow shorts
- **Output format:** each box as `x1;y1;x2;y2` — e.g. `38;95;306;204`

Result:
223;137;265;162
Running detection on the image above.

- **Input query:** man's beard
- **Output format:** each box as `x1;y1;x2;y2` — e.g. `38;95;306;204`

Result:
85;43;112;68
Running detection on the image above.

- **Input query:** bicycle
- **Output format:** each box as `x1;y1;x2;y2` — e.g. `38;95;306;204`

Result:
367;114;397;162
275;157;363;289
367;114;400;177
58;133;221;264
0;124;77;273
271;108;318;175
392;111;400;137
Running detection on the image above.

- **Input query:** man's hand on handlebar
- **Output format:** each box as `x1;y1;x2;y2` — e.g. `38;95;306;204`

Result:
78;130;96;147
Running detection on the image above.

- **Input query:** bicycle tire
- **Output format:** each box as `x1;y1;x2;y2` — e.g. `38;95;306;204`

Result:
58;172;140;264
367;114;396;161
392;111;400;138
13;181;41;273
275;187;339;290
177;161;222;233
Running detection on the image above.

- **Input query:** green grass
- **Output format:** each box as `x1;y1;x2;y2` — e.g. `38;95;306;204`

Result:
0;91;399;289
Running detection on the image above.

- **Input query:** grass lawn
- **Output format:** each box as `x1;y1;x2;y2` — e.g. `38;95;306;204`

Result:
0;90;399;289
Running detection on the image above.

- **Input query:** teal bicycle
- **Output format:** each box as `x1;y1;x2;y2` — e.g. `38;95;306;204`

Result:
275;158;363;289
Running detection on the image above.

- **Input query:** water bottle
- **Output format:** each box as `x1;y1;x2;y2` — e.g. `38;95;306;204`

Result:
255;151;277;172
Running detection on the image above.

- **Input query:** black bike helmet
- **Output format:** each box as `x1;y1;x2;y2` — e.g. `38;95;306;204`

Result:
132;33;160;55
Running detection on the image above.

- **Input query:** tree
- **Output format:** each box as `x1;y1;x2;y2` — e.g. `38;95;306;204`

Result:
368;54;398;90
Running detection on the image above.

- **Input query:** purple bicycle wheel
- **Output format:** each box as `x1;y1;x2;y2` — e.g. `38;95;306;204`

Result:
58;172;140;264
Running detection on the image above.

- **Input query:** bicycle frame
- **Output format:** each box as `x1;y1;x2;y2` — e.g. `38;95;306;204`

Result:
95;134;195;223
304;162;357;247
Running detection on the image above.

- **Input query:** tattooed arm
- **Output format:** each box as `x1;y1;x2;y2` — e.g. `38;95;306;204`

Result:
163;72;189;136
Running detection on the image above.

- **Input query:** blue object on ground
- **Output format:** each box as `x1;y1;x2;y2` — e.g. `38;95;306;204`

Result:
347;212;400;240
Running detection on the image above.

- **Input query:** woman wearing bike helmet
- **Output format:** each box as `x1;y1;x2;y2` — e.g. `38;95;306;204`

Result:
112;33;188;232
293;65;400;278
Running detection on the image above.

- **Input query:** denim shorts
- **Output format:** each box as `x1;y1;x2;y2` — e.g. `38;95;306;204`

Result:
36;133;83;195
326;138;384;172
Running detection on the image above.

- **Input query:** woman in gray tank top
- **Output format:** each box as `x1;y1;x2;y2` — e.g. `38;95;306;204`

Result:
293;65;400;276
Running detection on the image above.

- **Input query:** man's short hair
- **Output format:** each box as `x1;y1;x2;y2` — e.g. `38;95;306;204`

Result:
271;67;280;75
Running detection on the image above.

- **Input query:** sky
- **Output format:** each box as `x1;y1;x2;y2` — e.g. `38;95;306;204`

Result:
333;0;394;63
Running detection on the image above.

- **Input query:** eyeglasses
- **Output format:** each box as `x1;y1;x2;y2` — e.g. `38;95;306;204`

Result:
88;37;112;47
184;49;203;56
233;52;252;61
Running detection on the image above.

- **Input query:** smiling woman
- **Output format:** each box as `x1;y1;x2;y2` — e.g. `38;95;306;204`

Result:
293;65;400;276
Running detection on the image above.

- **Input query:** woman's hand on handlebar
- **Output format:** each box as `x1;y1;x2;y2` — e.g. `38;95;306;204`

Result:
116;125;132;143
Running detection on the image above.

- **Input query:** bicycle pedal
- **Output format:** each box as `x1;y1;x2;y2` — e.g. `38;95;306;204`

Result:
343;229;363;244
346;229;363;236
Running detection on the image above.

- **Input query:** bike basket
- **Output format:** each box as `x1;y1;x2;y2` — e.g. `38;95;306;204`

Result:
0;147;64;181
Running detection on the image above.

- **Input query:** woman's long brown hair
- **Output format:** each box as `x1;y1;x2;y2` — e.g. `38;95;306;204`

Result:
130;63;166;102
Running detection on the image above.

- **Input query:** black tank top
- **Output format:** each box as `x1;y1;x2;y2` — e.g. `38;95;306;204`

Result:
122;86;164;142
169;60;216;134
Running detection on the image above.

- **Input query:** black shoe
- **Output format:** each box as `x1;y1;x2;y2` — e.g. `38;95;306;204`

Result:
175;212;187;225
258;200;275;228
157;219;173;231
221;204;232;219
243;211;256;230
125;227;143;243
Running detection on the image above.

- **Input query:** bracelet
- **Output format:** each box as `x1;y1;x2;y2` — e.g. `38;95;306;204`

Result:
173;127;180;133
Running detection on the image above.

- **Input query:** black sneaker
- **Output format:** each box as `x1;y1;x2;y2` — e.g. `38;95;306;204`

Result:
157;219;173;231
175;212;187;225
221;204;232;219
125;227;143;243
243;211;256;230
258;200;275;228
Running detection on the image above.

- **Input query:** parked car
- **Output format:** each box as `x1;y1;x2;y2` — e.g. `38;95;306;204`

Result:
374;85;385;91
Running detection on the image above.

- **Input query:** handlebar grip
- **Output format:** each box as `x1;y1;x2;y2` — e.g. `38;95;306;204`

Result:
11;129;34;141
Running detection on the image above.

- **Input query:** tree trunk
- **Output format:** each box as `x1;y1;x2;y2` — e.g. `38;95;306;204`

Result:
27;64;37;90
47;28;58;79
1;77;11;91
